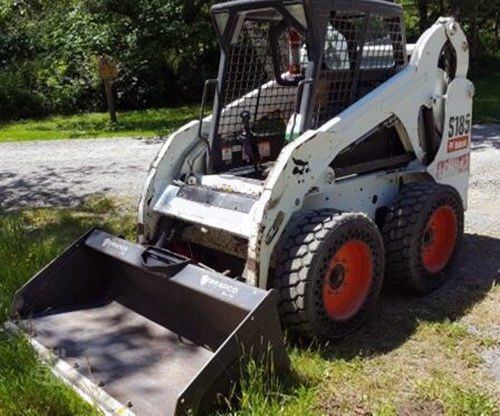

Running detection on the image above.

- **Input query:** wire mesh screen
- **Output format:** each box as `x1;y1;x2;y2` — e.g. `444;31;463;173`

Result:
218;19;303;141
313;12;405;128
357;16;405;96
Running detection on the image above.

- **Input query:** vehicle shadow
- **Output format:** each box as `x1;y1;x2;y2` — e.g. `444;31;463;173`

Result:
0;162;136;210
0;170;85;210
319;232;500;360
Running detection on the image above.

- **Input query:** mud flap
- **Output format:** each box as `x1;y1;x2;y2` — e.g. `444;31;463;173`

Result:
9;229;289;416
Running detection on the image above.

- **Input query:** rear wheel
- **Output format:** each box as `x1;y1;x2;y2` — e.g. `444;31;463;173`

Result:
274;210;384;339
382;182;464;294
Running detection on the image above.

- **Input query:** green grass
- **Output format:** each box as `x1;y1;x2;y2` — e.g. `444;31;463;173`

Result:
0;335;101;416
0;199;135;322
472;55;500;124
0;106;199;142
0;202;499;415
417;374;499;416
0;201;135;415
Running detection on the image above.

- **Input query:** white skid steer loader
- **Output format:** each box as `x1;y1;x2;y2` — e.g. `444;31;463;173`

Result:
9;0;473;414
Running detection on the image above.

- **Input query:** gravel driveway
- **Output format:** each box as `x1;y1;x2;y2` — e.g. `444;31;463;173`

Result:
0;137;165;209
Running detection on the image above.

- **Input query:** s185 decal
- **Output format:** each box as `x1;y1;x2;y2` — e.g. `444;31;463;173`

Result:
448;113;471;138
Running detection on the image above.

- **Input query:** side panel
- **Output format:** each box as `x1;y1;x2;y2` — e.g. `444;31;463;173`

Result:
138;120;208;242
302;173;400;218
427;77;474;208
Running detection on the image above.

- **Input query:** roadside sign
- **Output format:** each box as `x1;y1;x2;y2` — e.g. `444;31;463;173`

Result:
99;56;118;80
98;56;118;123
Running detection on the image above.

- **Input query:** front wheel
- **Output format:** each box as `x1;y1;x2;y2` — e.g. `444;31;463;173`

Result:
274;210;384;339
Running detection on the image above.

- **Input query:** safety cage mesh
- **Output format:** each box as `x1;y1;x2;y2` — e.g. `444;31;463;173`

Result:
218;18;306;141
312;11;405;128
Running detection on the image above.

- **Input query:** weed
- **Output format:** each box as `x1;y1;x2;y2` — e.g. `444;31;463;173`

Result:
417;374;498;416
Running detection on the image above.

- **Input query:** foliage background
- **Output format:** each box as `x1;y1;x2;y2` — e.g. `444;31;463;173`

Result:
0;0;218;120
0;0;498;121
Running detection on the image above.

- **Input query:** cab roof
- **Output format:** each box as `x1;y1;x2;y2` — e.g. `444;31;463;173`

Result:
212;0;402;17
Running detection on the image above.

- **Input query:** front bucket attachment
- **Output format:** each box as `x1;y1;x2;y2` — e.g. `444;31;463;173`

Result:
9;229;289;416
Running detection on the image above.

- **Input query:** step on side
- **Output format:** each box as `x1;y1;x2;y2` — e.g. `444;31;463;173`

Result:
10;229;288;416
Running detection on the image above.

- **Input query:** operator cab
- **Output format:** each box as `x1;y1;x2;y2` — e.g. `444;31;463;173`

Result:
204;0;406;178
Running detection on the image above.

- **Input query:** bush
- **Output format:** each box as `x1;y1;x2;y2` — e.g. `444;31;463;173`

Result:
1;0;497;122
0;0;217;121
0;70;47;119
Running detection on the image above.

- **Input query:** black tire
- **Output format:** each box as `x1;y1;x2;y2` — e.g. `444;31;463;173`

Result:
382;182;464;294
274;210;384;339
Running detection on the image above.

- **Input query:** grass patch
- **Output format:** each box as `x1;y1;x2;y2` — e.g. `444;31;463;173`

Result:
471;55;500;124
0;201;135;415
417;374;498;416
221;356;318;416
0;204;135;322
0;106;199;142
0;334;101;416
224;315;499;415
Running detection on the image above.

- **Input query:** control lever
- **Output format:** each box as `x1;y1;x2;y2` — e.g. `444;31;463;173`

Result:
240;111;261;171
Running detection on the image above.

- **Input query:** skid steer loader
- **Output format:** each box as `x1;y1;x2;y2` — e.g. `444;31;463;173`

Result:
9;0;473;414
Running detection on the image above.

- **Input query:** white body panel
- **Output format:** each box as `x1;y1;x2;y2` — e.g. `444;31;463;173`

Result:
153;185;256;238
427;77;474;208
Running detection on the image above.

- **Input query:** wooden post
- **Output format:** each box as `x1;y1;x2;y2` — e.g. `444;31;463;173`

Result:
98;56;119;124
103;78;117;123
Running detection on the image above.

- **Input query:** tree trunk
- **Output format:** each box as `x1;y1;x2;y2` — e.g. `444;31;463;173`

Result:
469;1;479;62
418;0;429;33
496;9;500;49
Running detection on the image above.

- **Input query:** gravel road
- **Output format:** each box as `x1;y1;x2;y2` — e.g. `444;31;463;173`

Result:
0;136;165;209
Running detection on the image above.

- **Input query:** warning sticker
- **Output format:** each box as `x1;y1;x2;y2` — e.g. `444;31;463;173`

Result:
222;146;232;161
437;153;470;179
258;141;271;158
447;135;469;153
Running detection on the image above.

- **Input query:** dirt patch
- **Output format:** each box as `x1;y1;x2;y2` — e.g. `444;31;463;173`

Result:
398;400;445;416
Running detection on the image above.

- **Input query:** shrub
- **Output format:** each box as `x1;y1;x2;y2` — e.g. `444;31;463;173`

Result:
0;0;218;121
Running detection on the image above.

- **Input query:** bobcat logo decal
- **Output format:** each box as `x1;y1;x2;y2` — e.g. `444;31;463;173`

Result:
292;157;310;183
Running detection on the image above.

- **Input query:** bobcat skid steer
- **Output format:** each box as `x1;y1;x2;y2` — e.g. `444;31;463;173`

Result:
8;0;473;414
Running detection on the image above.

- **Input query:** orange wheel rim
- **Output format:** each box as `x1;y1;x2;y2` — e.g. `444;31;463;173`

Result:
323;240;373;321
421;206;457;273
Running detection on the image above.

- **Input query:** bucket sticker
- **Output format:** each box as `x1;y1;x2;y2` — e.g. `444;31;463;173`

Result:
200;274;239;298
102;238;129;256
